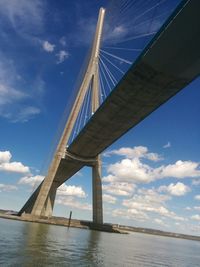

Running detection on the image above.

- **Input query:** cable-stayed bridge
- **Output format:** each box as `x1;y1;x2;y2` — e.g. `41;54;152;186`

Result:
19;0;200;224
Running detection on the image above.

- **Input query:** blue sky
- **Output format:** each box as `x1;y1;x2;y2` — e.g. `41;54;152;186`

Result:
0;0;200;236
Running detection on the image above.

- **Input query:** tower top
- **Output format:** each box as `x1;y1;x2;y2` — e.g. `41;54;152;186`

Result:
92;7;106;59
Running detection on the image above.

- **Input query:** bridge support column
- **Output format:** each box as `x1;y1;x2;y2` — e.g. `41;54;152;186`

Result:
92;156;103;224
41;183;57;217
30;175;59;217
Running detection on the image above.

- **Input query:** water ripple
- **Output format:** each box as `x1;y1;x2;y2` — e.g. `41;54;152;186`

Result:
0;219;200;267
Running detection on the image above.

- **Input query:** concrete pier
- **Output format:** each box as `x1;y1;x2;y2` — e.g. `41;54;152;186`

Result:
92;156;103;224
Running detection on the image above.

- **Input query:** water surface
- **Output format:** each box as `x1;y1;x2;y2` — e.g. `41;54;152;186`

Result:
0;219;200;266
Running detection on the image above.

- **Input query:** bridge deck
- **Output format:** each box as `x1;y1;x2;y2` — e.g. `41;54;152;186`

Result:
54;0;200;185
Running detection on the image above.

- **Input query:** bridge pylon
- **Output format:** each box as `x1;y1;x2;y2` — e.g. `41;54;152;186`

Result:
19;7;105;224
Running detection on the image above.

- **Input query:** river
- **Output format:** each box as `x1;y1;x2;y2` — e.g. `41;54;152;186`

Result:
0;218;200;266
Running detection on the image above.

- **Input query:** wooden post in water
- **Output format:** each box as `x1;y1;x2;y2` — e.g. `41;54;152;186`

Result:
68;211;72;228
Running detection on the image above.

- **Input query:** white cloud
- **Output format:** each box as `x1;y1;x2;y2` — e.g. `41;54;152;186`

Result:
103;24;128;44
0;183;17;192
195;195;200;201
0;0;45;35
0;53;42;122
185;206;200;211
56;196;91;211
123;189;170;208
59;37;67;46
73;171;83;177
18;175;44;187
0;58;28;115
13;106;41;123
163;142;171;148
57;183;86;198
154;218;168;227
112;25;127;37
192;179;200;186
104;146;163;162
0;162;30;174
0;151;30;174
70;16;97;46
191;214;200;221
18;177;86;199
159;160;200;179
112;208;148;221
0;84;27;106
190;225;200;233
102;0;167;46
42;41;55;53
158;182;190;196
122;188;184;221
103;158;152;183
0;2;46;123
103;157;200;184
102;146;199;226
103;194;116;204
0;151;12;163
102;175;115;183
147;152;163;162
56;50;69;64
103;182;136;196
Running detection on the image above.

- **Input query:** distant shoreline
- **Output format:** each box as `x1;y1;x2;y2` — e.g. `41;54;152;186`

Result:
0;210;200;242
